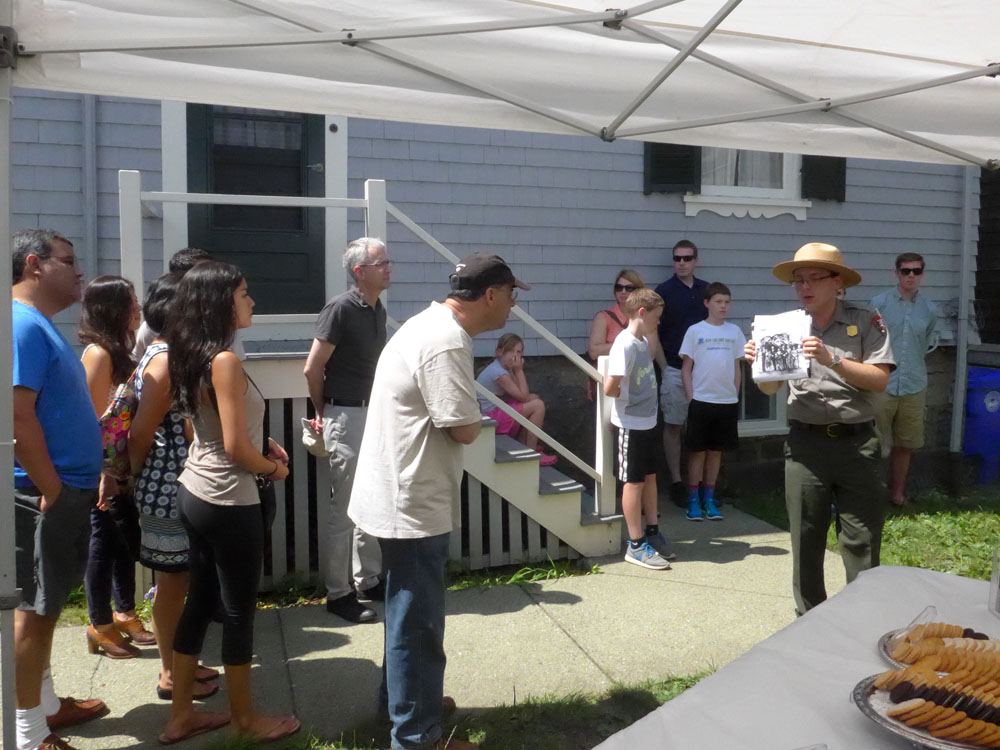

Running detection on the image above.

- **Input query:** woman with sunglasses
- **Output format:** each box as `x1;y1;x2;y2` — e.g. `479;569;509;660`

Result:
587;270;665;397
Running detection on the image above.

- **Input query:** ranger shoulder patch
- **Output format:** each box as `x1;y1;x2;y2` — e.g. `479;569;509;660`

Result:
871;314;887;335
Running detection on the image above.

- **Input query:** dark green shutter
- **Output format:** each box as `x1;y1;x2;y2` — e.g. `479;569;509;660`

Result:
643;143;701;195
801;155;847;201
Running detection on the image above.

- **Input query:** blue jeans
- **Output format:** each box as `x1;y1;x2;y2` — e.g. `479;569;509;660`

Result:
379;533;449;749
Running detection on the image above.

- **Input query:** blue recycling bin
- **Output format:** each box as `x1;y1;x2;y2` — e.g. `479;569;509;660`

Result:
964;366;1000;483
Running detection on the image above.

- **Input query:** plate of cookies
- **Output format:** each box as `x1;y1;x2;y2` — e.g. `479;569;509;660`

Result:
879;621;993;670
857;620;1000;749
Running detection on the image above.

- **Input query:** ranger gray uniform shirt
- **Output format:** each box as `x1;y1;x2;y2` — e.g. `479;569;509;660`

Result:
787;300;895;425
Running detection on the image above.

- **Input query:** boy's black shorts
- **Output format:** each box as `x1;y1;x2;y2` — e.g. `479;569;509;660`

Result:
685;400;740;452
613;425;659;483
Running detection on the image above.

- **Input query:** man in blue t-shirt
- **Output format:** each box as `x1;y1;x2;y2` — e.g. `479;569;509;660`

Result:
654;239;708;507
12;229;105;750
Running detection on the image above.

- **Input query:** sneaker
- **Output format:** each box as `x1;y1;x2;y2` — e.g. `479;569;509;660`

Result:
670;481;688;508
645;531;678;561
704;499;724;520
538;452;558;467
624;542;671;570
357;580;386;602
686;500;704;522
326;592;377;623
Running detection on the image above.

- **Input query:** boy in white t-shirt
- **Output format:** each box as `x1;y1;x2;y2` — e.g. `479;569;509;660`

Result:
679;282;747;521
605;288;674;570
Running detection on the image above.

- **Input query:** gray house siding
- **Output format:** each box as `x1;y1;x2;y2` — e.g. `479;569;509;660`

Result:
10;91;974;360
345;118;973;357
11;89;163;337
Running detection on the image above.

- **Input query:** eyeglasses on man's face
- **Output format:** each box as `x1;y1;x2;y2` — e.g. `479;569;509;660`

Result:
614;283;637;293
359;260;393;269
898;267;924;276
790;273;835;287
673;255;695;263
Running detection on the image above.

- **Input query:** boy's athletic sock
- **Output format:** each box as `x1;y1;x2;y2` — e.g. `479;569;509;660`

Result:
644;524;659;537
703;485;716;503
628;537;645;549
688;485;700;502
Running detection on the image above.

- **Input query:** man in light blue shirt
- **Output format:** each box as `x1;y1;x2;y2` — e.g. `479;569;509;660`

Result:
870;252;938;506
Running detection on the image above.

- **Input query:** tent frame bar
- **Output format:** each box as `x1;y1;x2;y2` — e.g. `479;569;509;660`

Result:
602;0;743;140
623;20;999;168
359;41;600;137
19;6;642;55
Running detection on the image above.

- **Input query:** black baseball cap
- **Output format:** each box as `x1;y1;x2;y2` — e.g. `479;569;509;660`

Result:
449;252;531;292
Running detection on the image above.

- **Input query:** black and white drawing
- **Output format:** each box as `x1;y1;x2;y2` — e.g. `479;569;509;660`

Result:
751;309;811;382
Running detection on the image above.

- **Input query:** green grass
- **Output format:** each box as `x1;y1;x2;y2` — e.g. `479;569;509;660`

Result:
734;484;1000;581
198;674;707;750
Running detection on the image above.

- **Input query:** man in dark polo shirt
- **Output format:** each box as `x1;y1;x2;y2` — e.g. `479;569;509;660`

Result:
304;237;391;623
654;239;708;507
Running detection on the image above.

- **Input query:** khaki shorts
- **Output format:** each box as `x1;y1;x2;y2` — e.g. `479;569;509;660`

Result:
875;390;926;452
659;366;688;425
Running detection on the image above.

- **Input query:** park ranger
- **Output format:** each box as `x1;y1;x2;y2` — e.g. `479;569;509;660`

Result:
745;243;895;615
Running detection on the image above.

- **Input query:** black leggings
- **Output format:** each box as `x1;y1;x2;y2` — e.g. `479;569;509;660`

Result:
174;486;263;666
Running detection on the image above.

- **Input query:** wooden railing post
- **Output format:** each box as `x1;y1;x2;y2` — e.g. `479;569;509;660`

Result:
118;169;144;297
594;356;615;516
364;179;387;241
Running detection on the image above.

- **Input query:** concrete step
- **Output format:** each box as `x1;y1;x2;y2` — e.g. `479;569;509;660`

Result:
538;465;585;495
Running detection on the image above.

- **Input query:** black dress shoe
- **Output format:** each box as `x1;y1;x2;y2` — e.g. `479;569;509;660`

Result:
670;482;688;508
357;580;386;602
326;592;377;623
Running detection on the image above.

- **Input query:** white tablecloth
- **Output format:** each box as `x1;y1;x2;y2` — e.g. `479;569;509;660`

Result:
595;566;997;750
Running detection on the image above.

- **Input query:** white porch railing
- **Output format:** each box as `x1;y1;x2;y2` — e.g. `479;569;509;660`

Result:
118;170;618;575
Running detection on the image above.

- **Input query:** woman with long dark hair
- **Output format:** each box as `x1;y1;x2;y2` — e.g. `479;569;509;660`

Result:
79;275;155;658
159;262;298;745
128;272;220;702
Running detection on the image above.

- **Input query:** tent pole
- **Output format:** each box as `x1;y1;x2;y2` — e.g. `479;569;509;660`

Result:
360;41;601;137
0;1;18;747
602;0;744;140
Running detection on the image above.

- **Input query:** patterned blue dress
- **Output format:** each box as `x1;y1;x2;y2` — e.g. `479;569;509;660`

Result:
133;342;190;571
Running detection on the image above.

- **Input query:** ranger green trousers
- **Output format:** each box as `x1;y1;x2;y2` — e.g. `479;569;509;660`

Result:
784;423;885;615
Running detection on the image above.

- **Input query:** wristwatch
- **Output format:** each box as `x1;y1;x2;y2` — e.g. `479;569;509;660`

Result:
829;352;843;369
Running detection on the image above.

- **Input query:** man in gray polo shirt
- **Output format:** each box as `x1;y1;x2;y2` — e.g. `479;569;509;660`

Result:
304;237;391;623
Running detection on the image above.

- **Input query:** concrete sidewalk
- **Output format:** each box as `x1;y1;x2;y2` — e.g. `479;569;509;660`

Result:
8;503;847;748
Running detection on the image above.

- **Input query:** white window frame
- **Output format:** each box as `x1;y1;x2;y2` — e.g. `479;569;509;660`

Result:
684;151;812;221
737;380;789;437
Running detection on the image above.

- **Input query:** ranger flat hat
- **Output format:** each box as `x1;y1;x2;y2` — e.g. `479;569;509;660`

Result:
772;242;862;288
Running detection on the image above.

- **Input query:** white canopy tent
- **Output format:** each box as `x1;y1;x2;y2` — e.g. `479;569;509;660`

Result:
0;1;998;746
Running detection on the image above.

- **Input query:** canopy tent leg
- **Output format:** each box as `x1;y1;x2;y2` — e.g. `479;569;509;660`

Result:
0;2;18;747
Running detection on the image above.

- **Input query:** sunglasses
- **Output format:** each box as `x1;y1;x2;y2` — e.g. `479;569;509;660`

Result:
898;267;924;276
673;255;695;263
614;284;637;293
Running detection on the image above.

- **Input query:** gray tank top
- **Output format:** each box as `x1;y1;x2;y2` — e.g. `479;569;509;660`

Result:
178;369;265;506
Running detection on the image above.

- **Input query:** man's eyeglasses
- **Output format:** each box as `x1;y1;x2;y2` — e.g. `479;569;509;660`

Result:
898;267;924;276
359;260;393;269
614;284;637;293
790;273;835;287
673;255;695;263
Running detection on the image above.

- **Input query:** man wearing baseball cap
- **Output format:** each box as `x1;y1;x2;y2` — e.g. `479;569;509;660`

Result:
744;243;895;615
348;252;527;750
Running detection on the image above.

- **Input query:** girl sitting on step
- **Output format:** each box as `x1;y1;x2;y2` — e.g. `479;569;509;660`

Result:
476;333;557;466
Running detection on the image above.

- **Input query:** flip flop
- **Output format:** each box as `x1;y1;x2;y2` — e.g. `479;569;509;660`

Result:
156;680;220;701
243;716;301;744
195;665;220;682
158;713;230;745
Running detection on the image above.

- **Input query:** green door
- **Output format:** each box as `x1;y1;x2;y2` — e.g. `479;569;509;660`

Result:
187;105;326;314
